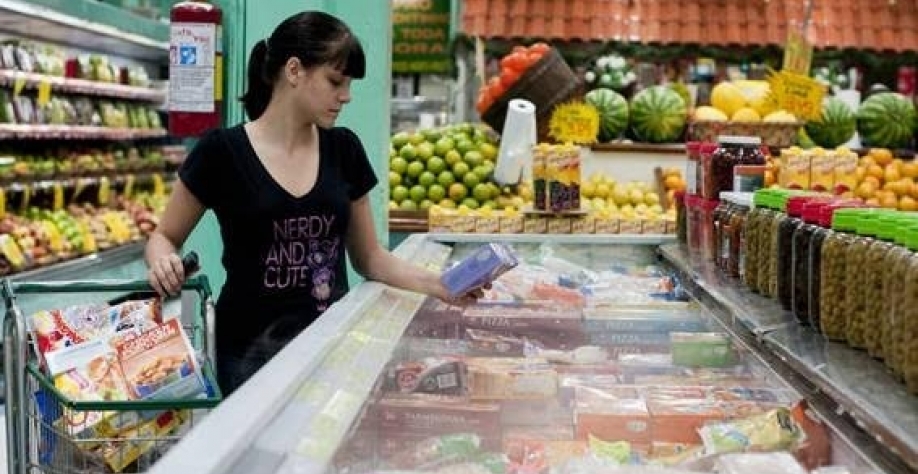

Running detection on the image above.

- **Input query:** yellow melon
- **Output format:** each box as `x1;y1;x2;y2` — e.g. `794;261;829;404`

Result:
710;82;747;117
693;106;729;122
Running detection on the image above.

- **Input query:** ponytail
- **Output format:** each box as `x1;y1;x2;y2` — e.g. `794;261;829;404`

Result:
240;40;272;120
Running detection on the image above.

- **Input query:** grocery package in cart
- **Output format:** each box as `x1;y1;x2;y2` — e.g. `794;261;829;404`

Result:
2;270;223;474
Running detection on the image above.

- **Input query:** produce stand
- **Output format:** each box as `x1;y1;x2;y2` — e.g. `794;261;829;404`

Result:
146;233;917;474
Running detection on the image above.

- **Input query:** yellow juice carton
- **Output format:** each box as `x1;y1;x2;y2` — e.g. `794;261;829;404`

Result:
619;218;643;235
808;148;835;193
532;144;550;211
523;216;548;234
453;208;477;233
778;148;811;190
475;208;501;234
548;217;572;234
833;149;859;196
572;216;595;234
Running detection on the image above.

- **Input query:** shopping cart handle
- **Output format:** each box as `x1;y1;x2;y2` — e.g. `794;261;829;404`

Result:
182;251;200;276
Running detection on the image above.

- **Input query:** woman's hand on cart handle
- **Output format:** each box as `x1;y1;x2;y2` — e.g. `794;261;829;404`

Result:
149;251;199;297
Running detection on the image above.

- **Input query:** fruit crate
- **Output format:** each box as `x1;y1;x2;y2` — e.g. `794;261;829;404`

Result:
481;48;582;141
688;120;803;148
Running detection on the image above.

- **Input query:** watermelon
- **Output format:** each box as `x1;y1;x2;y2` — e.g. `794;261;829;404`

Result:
857;92;917;149
629;86;688;143
805;97;856;148
584;88;629;142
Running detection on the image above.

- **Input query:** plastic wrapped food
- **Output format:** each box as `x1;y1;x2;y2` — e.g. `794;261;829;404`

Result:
698;407;804;456
714;452;808;474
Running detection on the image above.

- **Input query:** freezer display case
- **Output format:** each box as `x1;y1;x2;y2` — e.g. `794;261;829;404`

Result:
148;234;915;474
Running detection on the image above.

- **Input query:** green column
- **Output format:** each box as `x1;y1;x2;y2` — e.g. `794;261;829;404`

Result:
196;0;392;295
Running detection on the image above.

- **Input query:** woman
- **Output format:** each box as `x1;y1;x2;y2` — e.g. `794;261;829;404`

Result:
146;11;480;395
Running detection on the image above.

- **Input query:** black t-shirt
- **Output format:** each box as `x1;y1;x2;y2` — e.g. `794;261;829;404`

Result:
178;124;378;356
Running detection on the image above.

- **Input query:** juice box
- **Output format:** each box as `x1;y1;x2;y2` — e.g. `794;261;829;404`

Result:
440;243;518;298
778;148;811;190
571;216;595;234
619;218;643;235
833;149;859;195
500;209;525;233
532;145;549;211
594;213;620;234
808;149;835;193
523;216;547;234
548;217;572;234
475;209;500;234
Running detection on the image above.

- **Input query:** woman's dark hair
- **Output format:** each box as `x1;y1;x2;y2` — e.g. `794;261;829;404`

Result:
240;11;366;120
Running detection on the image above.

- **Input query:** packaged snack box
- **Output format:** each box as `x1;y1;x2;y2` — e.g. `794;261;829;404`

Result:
116;319;206;401
440;243;518;298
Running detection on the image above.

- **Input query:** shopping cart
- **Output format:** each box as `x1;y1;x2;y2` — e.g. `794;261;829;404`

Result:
2;270;223;474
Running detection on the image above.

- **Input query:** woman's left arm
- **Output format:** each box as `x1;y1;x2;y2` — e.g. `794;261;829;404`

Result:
346;196;476;303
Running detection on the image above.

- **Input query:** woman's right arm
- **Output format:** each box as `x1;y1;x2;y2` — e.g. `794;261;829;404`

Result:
145;179;207;296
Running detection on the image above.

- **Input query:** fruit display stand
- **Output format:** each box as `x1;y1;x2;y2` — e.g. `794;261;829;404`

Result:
146;232;916;474
0;4;173;289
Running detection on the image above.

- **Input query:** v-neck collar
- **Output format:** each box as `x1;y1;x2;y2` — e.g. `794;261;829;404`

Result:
236;124;325;201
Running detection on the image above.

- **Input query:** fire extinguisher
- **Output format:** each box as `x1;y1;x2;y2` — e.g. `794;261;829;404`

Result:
169;0;223;137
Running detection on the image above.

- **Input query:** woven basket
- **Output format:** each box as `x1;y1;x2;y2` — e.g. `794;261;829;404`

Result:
481;49;582;141
689;120;803;148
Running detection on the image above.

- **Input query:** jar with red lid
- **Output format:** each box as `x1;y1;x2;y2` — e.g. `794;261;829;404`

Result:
706;136;766;200
778;195;831;310
714;195;735;270
792;200;834;325
698;142;719;200
698;197;720;261
686;142;700;196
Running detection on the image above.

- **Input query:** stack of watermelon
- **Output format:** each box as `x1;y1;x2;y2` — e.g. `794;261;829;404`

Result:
584;85;688;144
857;92;917;149
805;97;857;148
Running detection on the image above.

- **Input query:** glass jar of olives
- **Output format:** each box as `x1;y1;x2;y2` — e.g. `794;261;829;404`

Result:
791;201;826;326
820;209;861;340
883;220;918;378
845;212;881;350
864;213;900;360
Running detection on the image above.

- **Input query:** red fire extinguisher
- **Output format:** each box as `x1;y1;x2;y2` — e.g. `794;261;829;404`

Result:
169;0;223;137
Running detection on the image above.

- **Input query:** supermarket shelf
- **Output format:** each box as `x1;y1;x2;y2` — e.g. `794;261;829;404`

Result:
389;209;428;233
0;70;165;103
0;0;168;62
659;243;918;472
8;241;143;283
0;124;166;140
765;326;918;470
429;232;678;245
659;243;797;335
590;142;687;154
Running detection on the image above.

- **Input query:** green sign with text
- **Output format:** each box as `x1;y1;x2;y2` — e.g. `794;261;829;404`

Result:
392;0;452;74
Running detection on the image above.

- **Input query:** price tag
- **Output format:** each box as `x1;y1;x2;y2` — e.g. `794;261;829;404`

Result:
548;102;600;145
767;69;825;122
52;182;63;211
98;177;110;206
152;173;165;198
0;187;6;219
783;30;813;75
36;80;52;107
12;77;25;97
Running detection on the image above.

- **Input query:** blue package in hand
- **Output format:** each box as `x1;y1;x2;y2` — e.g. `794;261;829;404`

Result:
441;243;519;298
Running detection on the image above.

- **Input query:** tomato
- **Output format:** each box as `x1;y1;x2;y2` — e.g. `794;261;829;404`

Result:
526;51;544;67
500;52;530;73
476;92;493;114
488;76;506;100
528;42;551;55
512;45;528;54
500;66;522;89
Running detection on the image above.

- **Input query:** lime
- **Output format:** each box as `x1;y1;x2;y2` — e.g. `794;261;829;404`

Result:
437;171;456;187
406;161;425;178
434;137;455;157
479;142;498;161
418;171;436;187
409;185;427;203
421;128;442;142
439;199;456;209
452;161;470;179
448;183;468;201
472;183;491;202
388;171;402;187
473;165;491;182
460;197;480;209
419;199;434;210
486;182;500;199
462;172;480;189
464;150;484;168
416;142;435;162
483;199;498;209
399;143;417;161
391;132;411;149
444;150;462;166
428;184;446;202
399;199;418;211
388;200;399;210
427;156;447;175
391;185;409;202
456;139;476;156
409;133;425;145
389;146;397;160
390;156;408;174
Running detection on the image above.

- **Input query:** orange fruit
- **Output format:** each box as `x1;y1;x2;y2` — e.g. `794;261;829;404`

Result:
860;156;876;168
885;164;902;183
902;162;918;179
867;164;885;181
855;166;867;182
765;170;776;187
881;193;899;209
899;196;918;212
863;175;882;189
866;197;881;206
664;175;686;191
870;148;894;167
855;181;878;200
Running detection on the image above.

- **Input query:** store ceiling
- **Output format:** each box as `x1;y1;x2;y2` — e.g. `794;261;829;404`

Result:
461;0;918;53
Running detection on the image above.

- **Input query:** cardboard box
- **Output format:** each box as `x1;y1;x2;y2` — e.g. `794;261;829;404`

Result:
594;217;620;234
548;217;572;234
809;150;835;193
619;219;643;235
475;215;500;234
648;399;726;445
582;308;708;334
523;216;548;234
571;216;595;234
500;214;525;233
376;393;501;437
467;357;558;400
461;303;587;350
642;219;666;235
574;398;652;446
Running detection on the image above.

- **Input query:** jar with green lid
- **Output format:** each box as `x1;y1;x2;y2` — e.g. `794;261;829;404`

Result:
779;196;828;310
762;191;794;299
714;195;735;271
820;208;861;340
726;193;752;278
808;202;863;332
863;213;900;359
743;189;771;292
899;228;918;393
883;221;918;378
791;201;827;325
845;211;881;350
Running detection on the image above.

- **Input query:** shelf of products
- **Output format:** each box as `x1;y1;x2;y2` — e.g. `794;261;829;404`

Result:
149;234;913;474
660;243;918;471
0;70;164;102
0;124;166;140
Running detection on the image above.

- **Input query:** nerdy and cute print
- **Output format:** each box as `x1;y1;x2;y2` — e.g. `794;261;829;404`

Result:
263;214;340;311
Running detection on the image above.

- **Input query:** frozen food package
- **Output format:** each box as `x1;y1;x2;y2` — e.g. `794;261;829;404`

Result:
466;357;558;400
92;410;186;473
116;319;206;401
381;433;483;470
698;407;805;456
375;393;501;440
441;243;519;298
383;357;468;395
714;452;808;474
